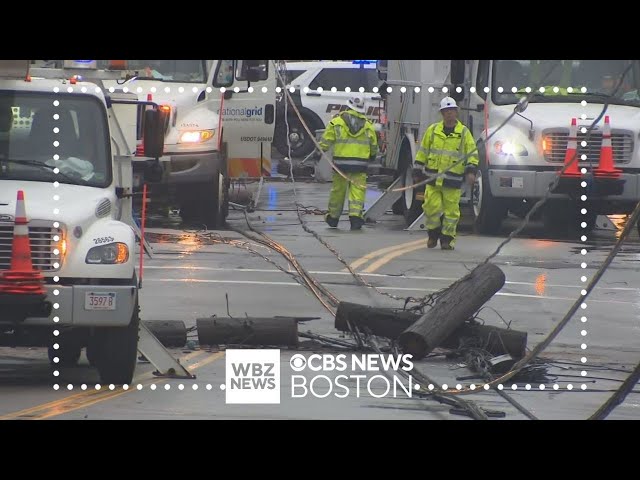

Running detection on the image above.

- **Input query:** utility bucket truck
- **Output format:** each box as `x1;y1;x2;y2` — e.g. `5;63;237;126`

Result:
0;59;166;384
97;60;277;228
369;59;640;235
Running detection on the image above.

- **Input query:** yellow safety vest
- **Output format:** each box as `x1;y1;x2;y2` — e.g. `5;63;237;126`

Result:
319;110;378;173
415;120;478;188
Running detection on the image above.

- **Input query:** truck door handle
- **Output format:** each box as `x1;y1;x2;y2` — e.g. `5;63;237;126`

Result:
265;104;274;125
306;92;321;97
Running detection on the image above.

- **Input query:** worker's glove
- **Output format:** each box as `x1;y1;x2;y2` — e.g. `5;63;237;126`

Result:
311;149;323;161
465;172;477;186
464;166;478;186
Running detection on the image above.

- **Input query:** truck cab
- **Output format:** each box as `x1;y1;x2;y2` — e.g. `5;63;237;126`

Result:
0;60;165;384
99;60;277;228
465;59;640;233
374;59;640;234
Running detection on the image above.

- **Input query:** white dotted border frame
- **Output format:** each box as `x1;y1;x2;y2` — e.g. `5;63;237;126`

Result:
50;89;63;378
51;381;590;393
46;82;592;392
59;85;595;95
578;97;589;389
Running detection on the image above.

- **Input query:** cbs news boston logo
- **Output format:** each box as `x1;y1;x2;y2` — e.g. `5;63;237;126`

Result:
224;350;415;404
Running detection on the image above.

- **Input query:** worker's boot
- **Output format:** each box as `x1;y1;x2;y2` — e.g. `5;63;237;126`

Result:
440;235;455;250
349;216;364;231
427;228;440;248
325;215;339;228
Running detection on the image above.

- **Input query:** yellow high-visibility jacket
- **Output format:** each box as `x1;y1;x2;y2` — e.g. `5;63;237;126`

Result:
415;120;478;188
319;109;378;173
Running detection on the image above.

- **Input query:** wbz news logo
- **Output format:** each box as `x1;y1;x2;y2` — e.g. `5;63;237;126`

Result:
225;349;280;404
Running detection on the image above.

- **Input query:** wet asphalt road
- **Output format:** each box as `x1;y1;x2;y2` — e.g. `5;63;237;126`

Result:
1;177;639;420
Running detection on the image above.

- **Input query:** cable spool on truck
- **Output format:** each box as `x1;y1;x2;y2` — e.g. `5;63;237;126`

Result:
366;59;640;236
0;60;191;384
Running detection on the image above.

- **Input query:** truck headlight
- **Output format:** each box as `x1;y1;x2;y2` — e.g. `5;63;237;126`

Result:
86;243;129;264
179;129;215;143
494;141;528;156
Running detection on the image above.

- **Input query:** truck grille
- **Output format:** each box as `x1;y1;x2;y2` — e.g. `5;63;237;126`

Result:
543;129;634;165
0;221;64;272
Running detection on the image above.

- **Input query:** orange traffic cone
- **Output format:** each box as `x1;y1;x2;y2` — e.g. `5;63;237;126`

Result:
561;118;581;177
594;116;622;178
0;190;46;295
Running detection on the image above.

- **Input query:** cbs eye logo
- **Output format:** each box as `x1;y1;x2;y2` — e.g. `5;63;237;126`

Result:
290;354;307;371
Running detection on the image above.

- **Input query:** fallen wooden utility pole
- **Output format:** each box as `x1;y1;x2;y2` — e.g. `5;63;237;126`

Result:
196;317;299;347
398;262;506;359
335;300;525;358
142;320;187;348
335;302;418;339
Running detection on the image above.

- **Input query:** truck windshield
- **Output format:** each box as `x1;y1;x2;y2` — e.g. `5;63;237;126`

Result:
491;60;640;107
0;92;111;188
113;60;208;83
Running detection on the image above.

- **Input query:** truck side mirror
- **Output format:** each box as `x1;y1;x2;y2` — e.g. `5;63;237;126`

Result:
515;97;529;113
451;89;465;102
243;60;265;83
143;109;165;159
377;60;388;81
451;60;465;85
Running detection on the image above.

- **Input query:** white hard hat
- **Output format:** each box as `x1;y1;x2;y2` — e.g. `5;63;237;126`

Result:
440;96;458;110
347;96;366;113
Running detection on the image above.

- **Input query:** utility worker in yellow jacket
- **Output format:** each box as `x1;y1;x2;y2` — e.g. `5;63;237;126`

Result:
318;96;378;230
414;97;479;250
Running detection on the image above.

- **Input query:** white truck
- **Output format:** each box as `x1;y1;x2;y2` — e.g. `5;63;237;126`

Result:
96;60;277;227
371;59;640;234
0;60;166;384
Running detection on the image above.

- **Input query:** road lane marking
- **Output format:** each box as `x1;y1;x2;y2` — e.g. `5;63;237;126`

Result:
0;350;218;420
362;244;427;273
141;267;639;292
344;239;427;271
141;278;634;304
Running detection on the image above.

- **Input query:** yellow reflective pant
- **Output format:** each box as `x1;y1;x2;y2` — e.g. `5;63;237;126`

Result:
327;172;367;219
423;184;462;240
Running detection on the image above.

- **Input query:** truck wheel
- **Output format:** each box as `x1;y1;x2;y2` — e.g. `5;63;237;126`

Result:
91;301;140;385
393;142;423;226
392;143;412;215
542;202;572;235
404;191;423;226
581;211;597;233
543;202;594;235
275;110;319;158
202;169;228;230
472;147;507;235
48;344;82;367
180;170;229;230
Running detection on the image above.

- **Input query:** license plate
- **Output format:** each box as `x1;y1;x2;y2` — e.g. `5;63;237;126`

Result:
85;292;117;311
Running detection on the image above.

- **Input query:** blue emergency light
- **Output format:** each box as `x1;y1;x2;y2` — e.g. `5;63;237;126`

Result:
352;60;376;64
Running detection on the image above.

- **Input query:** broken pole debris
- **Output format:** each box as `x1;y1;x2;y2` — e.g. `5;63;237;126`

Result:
398;262;506;359
196;316;299;347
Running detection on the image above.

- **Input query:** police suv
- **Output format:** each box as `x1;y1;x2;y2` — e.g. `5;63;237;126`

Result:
274;60;384;158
